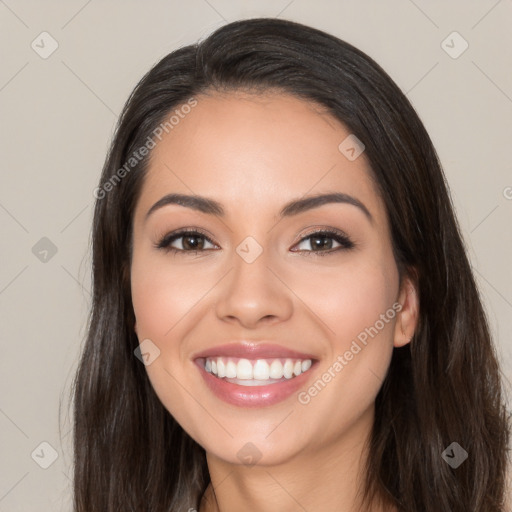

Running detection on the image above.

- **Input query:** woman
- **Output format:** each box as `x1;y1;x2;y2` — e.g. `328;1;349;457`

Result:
72;18;511;511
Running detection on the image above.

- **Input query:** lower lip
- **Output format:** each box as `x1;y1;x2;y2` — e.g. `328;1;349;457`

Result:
194;359;317;408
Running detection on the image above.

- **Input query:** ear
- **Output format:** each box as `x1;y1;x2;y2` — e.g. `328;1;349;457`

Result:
394;272;419;348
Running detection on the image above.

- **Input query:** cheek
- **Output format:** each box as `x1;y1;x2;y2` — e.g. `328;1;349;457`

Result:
131;255;210;340
339;266;396;343
130;253;210;435
332;264;397;371
293;258;399;437
291;255;399;351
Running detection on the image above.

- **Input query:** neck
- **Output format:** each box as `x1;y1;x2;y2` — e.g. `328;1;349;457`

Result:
199;405;393;512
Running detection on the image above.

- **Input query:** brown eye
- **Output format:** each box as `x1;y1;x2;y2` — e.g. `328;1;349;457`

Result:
180;234;206;250
292;229;355;255
304;234;337;251
156;230;217;253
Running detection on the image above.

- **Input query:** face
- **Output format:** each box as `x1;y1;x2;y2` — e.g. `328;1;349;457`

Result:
130;91;416;467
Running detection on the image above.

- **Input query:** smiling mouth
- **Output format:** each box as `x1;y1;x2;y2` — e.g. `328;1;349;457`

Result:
198;356;314;385
194;354;319;407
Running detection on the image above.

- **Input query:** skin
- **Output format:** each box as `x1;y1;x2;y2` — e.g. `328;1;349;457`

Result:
130;91;419;512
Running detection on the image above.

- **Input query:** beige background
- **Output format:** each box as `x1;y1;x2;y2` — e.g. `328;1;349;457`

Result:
1;1;511;510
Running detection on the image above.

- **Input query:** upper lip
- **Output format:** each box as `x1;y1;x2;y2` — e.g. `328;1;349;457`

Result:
192;342;317;361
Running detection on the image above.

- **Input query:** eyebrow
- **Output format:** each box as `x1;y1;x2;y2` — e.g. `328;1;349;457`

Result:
145;192;373;223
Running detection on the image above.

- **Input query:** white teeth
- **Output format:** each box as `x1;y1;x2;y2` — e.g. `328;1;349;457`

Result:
225;378;284;387
269;360;283;379
217;359;226;378
301;359;312;372
253;359;270;380
203;356;314;382
237;359;253;379
225;360;237;378
283;360;294;379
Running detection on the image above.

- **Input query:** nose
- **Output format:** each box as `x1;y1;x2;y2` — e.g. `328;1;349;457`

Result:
214;247;293;329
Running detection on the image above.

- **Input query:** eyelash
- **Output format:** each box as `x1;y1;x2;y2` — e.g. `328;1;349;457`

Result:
155;227;355;257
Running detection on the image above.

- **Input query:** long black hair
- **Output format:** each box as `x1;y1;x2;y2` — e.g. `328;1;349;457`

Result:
71;17;511;511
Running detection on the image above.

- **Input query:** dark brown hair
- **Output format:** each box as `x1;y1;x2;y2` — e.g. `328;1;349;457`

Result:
70;17;511;511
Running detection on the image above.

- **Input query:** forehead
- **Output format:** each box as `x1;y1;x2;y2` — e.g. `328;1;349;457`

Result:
136;91;386;225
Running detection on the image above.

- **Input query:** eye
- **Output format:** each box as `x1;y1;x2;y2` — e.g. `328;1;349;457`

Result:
155;229;217;254
155;227;355;256
291;228;355;256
